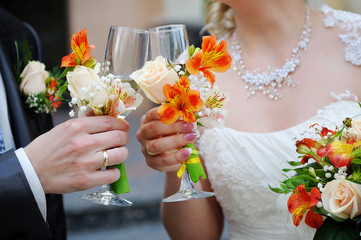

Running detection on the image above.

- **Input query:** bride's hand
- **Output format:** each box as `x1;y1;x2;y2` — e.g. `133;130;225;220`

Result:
136;107;197;172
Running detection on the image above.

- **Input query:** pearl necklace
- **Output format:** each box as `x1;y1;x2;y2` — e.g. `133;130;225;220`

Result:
231;7;311;100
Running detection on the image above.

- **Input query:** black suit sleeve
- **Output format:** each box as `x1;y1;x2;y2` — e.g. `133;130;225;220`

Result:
0;149;51;240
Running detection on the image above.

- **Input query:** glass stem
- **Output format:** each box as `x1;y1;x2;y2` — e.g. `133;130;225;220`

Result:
179;169;195;192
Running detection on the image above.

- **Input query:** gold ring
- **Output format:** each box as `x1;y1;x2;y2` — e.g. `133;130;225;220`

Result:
102;150;109;168
145;141;157;156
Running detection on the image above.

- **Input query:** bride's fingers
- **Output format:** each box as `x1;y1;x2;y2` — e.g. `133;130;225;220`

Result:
143;132;197;156
145;148;191;172
138;120;195;141
140;108;159;125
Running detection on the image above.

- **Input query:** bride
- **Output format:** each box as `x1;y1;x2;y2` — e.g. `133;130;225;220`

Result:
136;0;361;239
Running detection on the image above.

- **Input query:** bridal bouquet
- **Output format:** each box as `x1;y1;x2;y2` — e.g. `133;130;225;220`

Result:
15;40;62;114
130;34;231;183
270;114;361;239
60;29;143;194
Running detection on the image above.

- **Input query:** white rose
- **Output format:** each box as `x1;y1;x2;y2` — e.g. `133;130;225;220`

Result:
322;179;361;219
348;118;361;141
130;56;178;104
66;65;107;108
19;61;48;95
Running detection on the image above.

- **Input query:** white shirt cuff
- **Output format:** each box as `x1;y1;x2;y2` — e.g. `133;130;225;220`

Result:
15;148;47;221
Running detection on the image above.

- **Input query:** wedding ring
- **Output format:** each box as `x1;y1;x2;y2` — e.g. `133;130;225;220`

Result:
145;140;157;156
102;150;109;168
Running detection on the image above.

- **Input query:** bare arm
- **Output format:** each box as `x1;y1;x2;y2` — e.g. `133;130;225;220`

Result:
137;108;224;239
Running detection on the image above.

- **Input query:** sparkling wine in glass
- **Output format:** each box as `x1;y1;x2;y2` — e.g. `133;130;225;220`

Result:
149;24;215;202
80;26;149;206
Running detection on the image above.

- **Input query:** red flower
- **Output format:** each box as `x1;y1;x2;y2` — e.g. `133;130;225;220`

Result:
288;185;323;228
296;138;321;165
325;140;359;168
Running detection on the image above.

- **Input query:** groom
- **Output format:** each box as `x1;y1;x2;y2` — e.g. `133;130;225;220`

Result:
0;7;66;239
0;7;131;240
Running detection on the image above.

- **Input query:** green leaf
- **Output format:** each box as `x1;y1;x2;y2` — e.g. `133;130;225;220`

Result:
280;183;291;194
58;81;69;98
188;44;195;58
314;218;361;240
197;122;205;127
269;187;284;194
59;67;74;79
352;158;361;165
287;161;303;166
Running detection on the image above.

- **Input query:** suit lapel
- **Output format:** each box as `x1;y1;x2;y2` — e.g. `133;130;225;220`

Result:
0;43;32;148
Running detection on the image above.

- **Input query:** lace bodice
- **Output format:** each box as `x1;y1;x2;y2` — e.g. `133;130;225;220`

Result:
197;6;361;240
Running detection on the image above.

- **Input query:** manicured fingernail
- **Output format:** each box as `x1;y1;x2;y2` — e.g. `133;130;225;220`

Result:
184;131;197;141
182;122;194;131
181;148;192;158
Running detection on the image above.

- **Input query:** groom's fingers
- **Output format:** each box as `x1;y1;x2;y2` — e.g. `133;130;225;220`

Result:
66;116;130;134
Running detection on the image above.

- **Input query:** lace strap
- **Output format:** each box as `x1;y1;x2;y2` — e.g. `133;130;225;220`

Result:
321;5;361;66
330;90;359;102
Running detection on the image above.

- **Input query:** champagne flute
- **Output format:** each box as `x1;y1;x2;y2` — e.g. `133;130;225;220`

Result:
80;26;149;206
149;24;215;202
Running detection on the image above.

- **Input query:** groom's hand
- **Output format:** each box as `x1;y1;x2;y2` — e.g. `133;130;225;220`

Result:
24;116;130;194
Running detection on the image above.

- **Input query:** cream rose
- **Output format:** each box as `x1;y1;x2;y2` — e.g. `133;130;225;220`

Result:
322;179;361;219
129;56;178;104
66;65;107;107
19;61;48;95
348;118;361;141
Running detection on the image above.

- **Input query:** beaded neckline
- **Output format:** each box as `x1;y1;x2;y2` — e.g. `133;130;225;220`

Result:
230;7;312;100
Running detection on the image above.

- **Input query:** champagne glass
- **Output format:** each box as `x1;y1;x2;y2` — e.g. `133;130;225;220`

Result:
149;24;215;202
80;26;149;206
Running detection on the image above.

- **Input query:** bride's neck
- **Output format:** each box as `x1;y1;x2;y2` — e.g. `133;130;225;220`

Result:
231;0;308;50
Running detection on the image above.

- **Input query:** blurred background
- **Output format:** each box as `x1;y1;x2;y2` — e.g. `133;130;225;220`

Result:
1;0;361;239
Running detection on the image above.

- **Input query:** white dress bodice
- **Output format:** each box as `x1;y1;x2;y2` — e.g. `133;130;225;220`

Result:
197;5;361;240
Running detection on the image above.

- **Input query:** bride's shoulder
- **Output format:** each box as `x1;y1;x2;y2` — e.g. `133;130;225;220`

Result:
320;4;361;28
319;4;361;66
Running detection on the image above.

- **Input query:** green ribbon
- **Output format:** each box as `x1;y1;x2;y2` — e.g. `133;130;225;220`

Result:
110;162;129;194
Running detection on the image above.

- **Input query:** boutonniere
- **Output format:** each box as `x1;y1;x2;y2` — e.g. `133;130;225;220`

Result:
15;39;63;114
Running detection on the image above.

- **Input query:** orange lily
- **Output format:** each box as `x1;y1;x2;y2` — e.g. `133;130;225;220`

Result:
158;76;204;124
186;35;231;87
48;77;57;91
61;29;96;68
288;185;323;228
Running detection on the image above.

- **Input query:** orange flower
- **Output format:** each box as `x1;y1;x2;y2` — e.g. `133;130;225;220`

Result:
158;76;203;124
287;185;323;228
61;29;96;68
186;35;231;87
48;77;57;91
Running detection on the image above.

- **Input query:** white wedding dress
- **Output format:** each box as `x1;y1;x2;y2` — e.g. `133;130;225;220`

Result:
198;5;361;240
